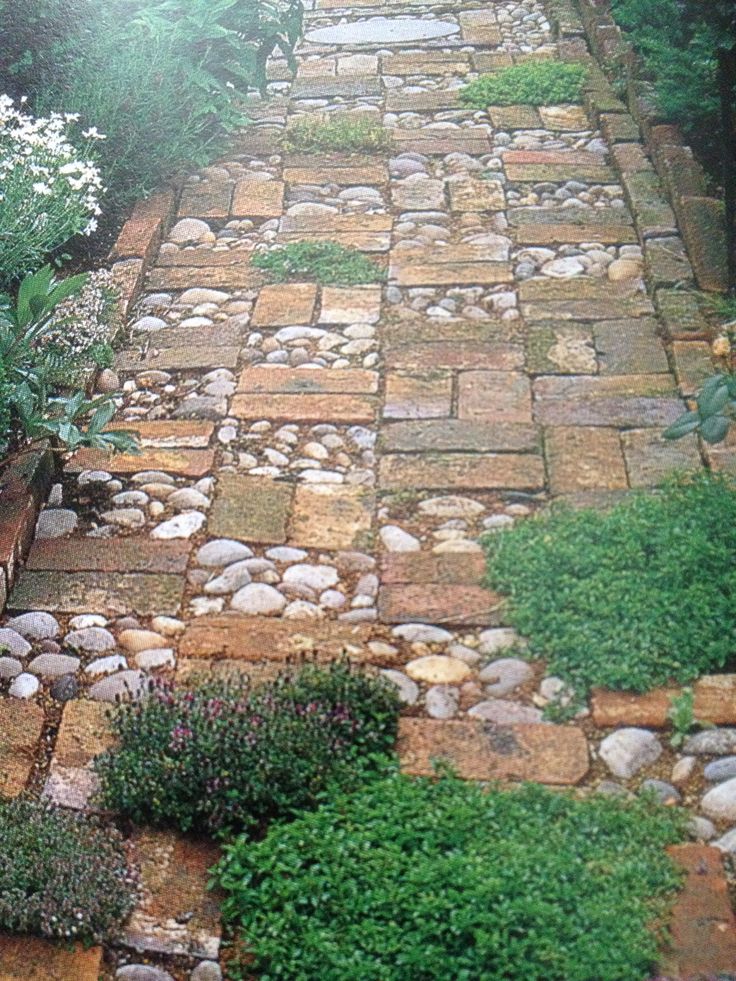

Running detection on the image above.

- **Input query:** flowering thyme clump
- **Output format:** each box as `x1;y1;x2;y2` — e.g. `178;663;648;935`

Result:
0;798;137;942
95;661;400;834
0;94;104;288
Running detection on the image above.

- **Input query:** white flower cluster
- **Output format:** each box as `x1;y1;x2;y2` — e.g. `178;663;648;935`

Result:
0;95;105;285
41;268;121;369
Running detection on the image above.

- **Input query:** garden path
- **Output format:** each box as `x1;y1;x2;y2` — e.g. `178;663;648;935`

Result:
1;0;735;977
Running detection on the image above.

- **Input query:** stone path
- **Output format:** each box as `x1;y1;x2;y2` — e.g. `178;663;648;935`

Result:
2;0;736;977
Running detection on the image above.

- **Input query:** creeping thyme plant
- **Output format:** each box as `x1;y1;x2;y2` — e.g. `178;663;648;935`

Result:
0;95;104;288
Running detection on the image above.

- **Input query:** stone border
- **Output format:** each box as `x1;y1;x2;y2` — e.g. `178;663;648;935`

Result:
0;191;176;616
556;0;728;294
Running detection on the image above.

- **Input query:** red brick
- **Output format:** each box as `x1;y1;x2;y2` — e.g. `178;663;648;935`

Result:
388;341;523;372
379;583;502;627
26;538;190;574
251;283;317;326
381;552;487;585
110;190;174;261
592;675;736;728
290;484;375;550
662;845;736;978
383;372;453;419
458;371;532;423
231;178;284;218
398;718;590;785
69;446;216;478
0;937;102;981
545;426;627;493
236;367;378;395
209;474;292;544
231;393;376;424
0;699;44;797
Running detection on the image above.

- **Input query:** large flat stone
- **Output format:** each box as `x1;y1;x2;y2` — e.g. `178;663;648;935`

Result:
383;52;470;76
124;831;222;959
45;700;116;810
9;571;185;617
283;163;388;186
545;426;628;494
0;699;44;797
0;937;102;981
622;428;701;488
381;552;487;586
231;393;377;423
390;246;513;287
383;372;453;419
391;129;491;156
26;538;190;574
179;614;379;663
115;345;240;372
592;675;736;728
146;265;264;291
381;419;539;453
387;340;523;372
209;474;293;544
290;484;375;550
252;283;317;326
458;371;533;423
593;318;670;375
533;374;683;427
526;322;597;375
398;718;589;784
178;181;232;218
379;453;545;491
231;178;284;218
521;278;655;321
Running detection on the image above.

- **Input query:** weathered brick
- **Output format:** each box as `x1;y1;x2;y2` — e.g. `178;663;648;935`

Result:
178;181;232;218
472;51;514;72
0;699;44;797
391;129;491;156
379;584;502;627
382;52;471;76
447;175;505;212
390;246;513;287
387;341;523;372
592;675;736;728
237;366;378;395
26;538;190;574
179;614;379;663
379;453;545;491
290;76;381;98
0;937;102;981
600;112;643;143
100;419;214;448
662;845;736;977
545;426;627;493
209;474;292;544
533;374;683;427
538;105;591;131
526;322;597;374
593;318;670;375
381;552;487;586
53;700;116;767
520;278;655;320
110;191;174;262
124;831;222;959
146;264;264;291
655;288;710;339
458;371;533;423
383;371;453;419
488;105;542;129
70;446;216;478
319;286;382;324
671;340;714;395
252;283;318;326
290;484;375;550
459;10;502;45
284;164;388;186
386;89;462;112
9;571;185;617
381;419;539;453
678;196;729;292
506;163;616;183
231;392;377;424
231;178;284;218
621;429;701;488
116;345;240;372
644;235;695;287
398;718;589;785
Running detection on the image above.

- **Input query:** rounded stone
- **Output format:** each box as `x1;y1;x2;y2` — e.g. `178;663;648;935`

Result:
197;539;253;567
703;756;736;783
282;564;339;592
89;669;147;702
684;729;736;755
64;627;116;653
168;488;210;511
204;561;253;595
0;628;32;658
101;508;146;529
607;258;642;281
671;756;697;785
477;628;521;656
712;826;736;851
151;616;186;636
5;611;59;640
68;614;108;629
0;657;23;679
701;777;736;822
35;508;78;539
380;669;419;705
639;779;681;805
599;728;663;779
689;816;717;842
418;496;485;519
191;963;223;981
467;698;544;724
405;655;472;685
118;629;169;653
28;653;80;677
305;16;460;45
116;966;175;981
135;648;175;670
231;583;287;616
86;655;128;676
151;511;205;539
479;657;533;696
425;685;459;719
50;674;80;701
265;546;308;563
379;525;421;552
9;673;40;698
392;623;453;644
169;218;210;244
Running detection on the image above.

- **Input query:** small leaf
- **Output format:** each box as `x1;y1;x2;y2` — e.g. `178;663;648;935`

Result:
662;411;700;440
700;414;730;444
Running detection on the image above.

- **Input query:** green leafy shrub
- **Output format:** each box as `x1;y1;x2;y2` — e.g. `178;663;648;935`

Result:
252;241;386;285
483;473;736;699
0;96;103;288
95;661;400;834
217;776;686;981
460;61;586;108
282;116;390;153
0;798;137;943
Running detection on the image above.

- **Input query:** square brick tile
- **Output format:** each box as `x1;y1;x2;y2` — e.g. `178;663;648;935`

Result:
252;283;318;326
318;286;382;324
231;178;284;218
209;474;292;544
458;371;532;423
621;429;701;487
383;372;453;419
545;426;627;494
290;484;374;550
0;699;44;797
379;453;544;491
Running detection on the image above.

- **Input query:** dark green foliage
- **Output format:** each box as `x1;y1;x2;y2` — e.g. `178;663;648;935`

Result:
252;241;387;285
282;116;390;153
483;473;736;699
95;662;400;834
460;62;586;108
217;775;686;981
0;798;137;943
664;372;736;445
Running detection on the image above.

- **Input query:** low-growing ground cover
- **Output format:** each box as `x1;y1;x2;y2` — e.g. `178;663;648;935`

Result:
252;241;387;285
217;776;686;981
460;61;586;108
0;798;137;943
282;116;390;153
95;662;400;834
483;473;736;700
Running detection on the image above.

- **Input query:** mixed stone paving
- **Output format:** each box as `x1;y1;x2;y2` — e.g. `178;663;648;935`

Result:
2;0;736;976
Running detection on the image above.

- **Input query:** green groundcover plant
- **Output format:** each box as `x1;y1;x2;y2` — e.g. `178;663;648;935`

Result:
217;775;686;981
95;661;400;835
0;798;137;943
460;61;586;108
252;241;387;285
282;116;390;153
483;472;736;700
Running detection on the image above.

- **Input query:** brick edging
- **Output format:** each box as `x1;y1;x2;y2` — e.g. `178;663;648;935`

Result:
0;189;177;615
553;0;728;295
